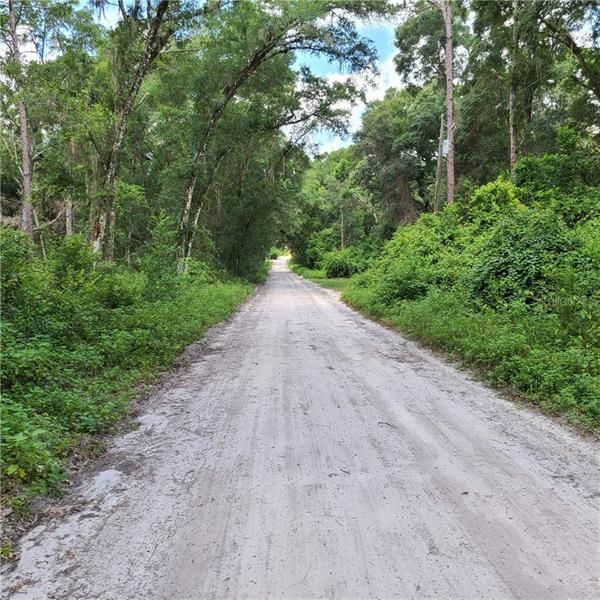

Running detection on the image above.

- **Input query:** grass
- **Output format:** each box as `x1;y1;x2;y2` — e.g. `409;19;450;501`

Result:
309;277;349;291
289;262;350;291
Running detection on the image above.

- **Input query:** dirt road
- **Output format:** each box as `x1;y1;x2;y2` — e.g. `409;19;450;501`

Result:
3;258;599;599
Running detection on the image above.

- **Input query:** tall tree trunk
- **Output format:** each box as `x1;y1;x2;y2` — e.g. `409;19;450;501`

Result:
396;175;418;225
340;208;345;250
509;0;519;169
65;197;74;235
8;0;34;239
434;113;444;212
90;0;170;257
440;0;455;204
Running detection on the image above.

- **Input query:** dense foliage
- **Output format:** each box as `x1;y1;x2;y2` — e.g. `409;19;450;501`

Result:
287;0;598;266
1;224;252;493
344;145;600;427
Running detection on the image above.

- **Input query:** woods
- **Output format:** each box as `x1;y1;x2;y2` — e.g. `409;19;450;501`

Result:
1;0;389;269
0;0;598;507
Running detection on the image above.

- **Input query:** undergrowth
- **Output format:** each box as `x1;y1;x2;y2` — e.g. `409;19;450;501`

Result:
1;225;252;499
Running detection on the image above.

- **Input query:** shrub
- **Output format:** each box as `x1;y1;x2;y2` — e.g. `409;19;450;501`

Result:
0;228;34;307
512;149;600;194
305;227;339;268
92;264;147;308
461;178;524;227
530;185;600;227
181;259;221;284
466;208;573;308
357;209;472;306
322;248;360;277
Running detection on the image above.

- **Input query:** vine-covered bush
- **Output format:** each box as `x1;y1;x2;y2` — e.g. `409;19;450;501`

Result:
321;248;359;277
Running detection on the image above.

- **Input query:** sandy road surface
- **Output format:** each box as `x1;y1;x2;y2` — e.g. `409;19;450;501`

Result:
3;258;599;599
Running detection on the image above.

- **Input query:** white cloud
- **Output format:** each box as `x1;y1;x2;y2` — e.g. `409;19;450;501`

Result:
366;54;403;103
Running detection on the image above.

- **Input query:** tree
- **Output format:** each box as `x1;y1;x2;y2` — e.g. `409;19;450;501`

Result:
177;0;390;254
1;1;97;238
394;0;464;205
537;0;600;100
5;0;34;238
355;86;442;223
435;0;455;203
509;0;519;167
88;1;174;257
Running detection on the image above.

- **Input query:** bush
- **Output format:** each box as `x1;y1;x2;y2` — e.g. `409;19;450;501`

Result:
0;227;252;495
0;229;34;307
358;210;473;306
305;227;339;268
528;185;600;227
513;152;600;193
466;208;573;308
180;258;222;284
462;178;524;227
322;248;360;277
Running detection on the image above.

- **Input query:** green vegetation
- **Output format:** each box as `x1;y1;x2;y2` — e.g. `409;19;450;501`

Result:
1;224;252;495
344;148;599;428
285;2;599;429
2;0;599;511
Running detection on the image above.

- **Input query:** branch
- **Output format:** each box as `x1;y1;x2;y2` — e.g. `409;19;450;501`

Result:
542;17;600;100
34;205;65;230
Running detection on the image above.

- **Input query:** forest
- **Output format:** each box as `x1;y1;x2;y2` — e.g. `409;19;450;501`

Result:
1;0;598;509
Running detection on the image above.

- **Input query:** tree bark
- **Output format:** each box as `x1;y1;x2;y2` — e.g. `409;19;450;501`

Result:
441;0;455;204
8;0;34;239
434;113;444;212
65;198;74;235
90;0;170;257
395;175;418;225
509;0;519;169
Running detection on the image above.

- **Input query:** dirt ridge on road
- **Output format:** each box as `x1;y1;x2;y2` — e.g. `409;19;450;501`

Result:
2;258;599;599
